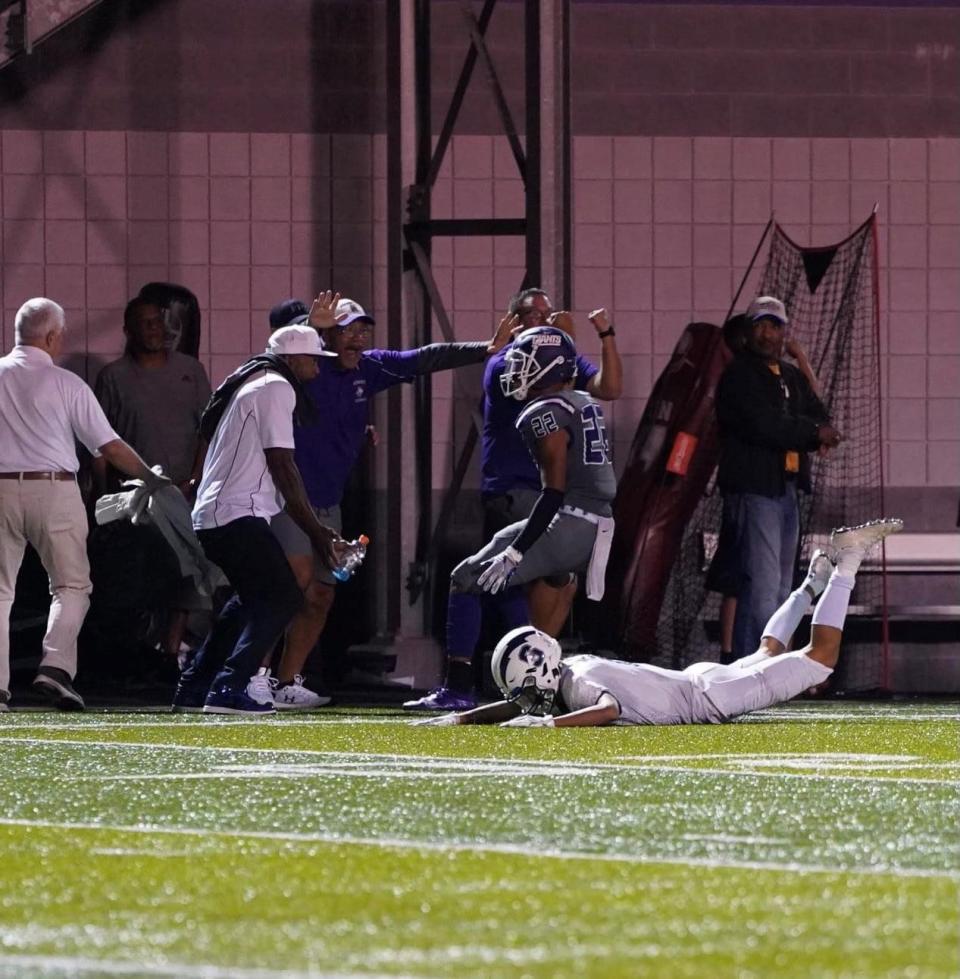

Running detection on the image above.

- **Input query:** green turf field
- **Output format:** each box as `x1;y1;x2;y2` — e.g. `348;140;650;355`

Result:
0;702;956;978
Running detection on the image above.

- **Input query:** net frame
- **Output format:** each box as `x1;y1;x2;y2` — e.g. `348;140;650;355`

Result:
648;213;890;692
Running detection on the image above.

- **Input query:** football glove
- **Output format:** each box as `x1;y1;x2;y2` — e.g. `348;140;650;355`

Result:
477;545;523;594
500;713;555;728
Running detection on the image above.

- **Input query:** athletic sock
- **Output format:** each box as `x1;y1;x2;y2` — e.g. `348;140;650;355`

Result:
810;570;856;631
445;589;482;669
760;587;813;648
497;585;529;632
835;547;866;579
446;658;474;695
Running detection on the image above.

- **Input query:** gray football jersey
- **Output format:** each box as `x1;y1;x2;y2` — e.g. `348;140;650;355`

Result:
516;388;617;516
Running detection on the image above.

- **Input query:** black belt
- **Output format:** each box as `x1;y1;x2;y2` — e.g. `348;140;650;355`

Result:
0;471;76;481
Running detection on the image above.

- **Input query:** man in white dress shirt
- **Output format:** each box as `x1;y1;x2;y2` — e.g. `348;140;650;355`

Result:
0;298;165;711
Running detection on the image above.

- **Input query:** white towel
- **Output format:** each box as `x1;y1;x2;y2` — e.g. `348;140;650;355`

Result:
585;515;615;601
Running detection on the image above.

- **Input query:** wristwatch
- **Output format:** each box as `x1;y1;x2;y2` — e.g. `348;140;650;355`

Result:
598;326;616;339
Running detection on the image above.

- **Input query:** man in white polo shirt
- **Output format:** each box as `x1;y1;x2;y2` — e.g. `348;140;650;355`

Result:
173;324;342;716
0;297;165;711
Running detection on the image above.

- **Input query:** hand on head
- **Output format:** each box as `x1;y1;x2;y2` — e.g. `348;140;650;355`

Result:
784;336;806;360
547;310;575;338
489;312;520;354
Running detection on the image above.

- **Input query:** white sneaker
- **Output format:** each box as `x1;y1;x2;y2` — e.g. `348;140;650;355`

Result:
829;518;904;559
272;675;332;710
245;668;274;706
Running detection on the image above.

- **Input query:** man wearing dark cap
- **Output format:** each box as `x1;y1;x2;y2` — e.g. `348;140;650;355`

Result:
715;295;842;658
257;295;513;709
268;299;311;330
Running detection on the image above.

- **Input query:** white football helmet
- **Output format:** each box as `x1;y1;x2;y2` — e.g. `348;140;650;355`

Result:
491;626;563;716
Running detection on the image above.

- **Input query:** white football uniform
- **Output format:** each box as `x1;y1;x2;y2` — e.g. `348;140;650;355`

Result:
558;652;832;725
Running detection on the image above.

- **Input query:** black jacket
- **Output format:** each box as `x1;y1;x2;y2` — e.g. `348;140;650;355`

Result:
716;353;829;497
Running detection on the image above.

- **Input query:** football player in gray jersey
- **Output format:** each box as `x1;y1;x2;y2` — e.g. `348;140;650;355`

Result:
404;325;618;712
415;517;902;727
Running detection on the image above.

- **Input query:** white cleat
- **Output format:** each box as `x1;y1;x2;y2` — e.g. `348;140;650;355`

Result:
801;549;835;598
828;518;904;561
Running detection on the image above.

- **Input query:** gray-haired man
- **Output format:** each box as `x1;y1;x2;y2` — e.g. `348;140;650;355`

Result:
0;298;165;710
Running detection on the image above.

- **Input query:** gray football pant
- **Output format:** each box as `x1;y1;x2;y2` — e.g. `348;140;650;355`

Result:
451;513;597;594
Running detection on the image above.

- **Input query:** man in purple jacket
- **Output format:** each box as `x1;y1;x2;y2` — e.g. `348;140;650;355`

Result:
254;296;514;709
480;288;623;633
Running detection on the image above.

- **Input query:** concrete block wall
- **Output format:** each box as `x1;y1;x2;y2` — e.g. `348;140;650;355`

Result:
0;129;382;390
0;0;957;515
401;133;960;496
4;127;955;496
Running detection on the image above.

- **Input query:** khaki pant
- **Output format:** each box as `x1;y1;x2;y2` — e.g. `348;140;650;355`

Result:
0;479;92;693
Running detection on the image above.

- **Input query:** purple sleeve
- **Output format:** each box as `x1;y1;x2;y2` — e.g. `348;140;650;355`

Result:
361;349;422;395
574;355;598;390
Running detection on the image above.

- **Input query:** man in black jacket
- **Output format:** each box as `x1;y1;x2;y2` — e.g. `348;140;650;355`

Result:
716;296;842;656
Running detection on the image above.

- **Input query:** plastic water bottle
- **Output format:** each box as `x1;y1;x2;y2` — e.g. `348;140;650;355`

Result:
332;535;370;582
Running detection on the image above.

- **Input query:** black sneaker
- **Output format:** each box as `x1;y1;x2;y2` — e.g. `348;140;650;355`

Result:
171;680;208;714
0;689;9;712
203;685;276;716
33;667;85;711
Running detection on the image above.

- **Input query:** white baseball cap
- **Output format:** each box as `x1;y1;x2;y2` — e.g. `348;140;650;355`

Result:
266;324;336;357
746;296;788;325
335;298;376;327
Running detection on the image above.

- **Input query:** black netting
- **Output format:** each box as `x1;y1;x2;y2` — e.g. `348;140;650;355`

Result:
649;215;889;692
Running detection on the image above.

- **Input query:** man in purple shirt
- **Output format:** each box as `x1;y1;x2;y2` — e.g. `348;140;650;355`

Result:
258;296;514;709
480;288;623;635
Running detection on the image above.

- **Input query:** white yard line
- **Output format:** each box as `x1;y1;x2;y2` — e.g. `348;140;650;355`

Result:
0;716;407;730
0;815;954;881
0;705;955;732
1;736;956;786
745;708;959;722
0;953;404;978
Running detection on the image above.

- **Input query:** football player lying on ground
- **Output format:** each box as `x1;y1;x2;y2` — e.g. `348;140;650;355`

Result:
416;518;902;727
404;324;617;712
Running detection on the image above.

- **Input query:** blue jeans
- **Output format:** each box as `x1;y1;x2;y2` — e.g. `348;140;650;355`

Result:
724;487;799;657
182;516;303;696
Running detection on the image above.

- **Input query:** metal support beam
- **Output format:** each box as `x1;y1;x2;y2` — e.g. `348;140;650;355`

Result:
384;0;405;637
538;0;573;308
389;0;572;651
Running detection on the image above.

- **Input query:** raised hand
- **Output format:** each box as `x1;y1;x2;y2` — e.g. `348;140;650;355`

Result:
308;290;344;330
488;312;520;354
588;308;610;334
